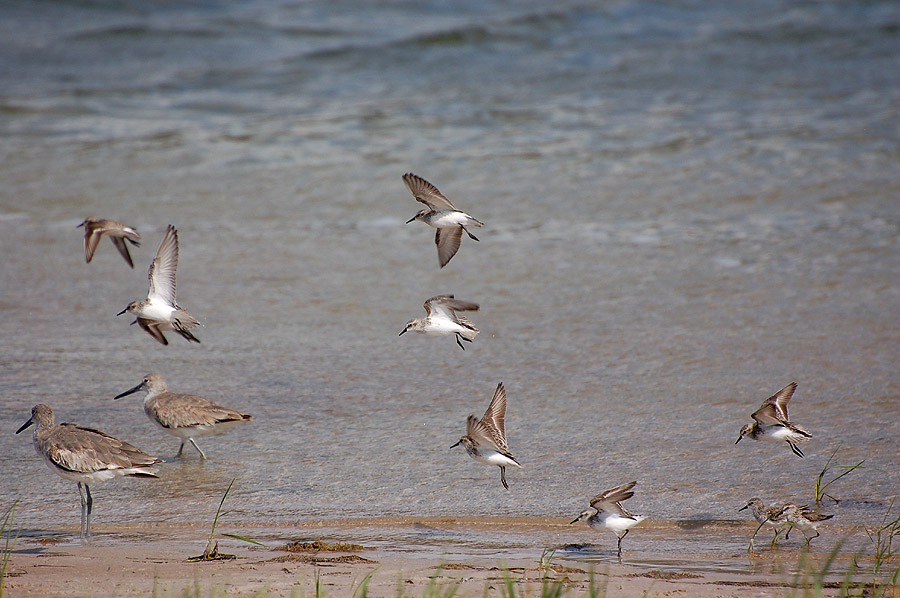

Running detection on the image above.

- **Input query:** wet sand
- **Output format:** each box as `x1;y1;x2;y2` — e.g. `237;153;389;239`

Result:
3;517;876;597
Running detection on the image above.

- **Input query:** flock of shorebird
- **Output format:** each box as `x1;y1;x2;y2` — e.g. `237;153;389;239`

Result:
17;174;831;556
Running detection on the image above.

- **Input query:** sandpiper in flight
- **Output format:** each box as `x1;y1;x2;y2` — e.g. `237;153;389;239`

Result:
399;295;479;350
739;497;788;547
571;481;646;559
16;404;162;539
118;224;201;345
403;172;484;268
451;382;522;489
114;373;252;459
735;382;811;457
78;217;142;268
782;502;834;545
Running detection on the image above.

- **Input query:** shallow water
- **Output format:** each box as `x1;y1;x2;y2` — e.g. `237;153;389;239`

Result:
1;0;899;559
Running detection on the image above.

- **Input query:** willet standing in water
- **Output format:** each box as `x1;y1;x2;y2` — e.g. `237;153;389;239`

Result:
78;217;142;268
403;172;484;268
114;373;252;459
451;382;522;489
736;382;811;457
118;224;201;345
16;404;161;539
570;481;646;560
399;294;479;350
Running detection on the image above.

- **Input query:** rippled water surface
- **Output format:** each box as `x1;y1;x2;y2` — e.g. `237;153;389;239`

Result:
1;0;898;551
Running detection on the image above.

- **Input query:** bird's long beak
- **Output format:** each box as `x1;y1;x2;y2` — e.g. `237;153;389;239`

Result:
116;307;128;316
114;382;144;401
76;222;84;228
734;435;743;445
405;216;416;224
398;328;407;336
738;504;749;512
16;416;34;434
449;440;461;449
569;516;580;525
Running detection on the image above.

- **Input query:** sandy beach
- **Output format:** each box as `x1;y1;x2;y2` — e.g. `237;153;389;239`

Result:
3;517;887;597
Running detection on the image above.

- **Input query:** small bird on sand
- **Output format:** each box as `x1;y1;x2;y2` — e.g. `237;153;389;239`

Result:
451;382;522;489
735;382;811;457
403;173;484;268
16;404;161;539
571;481;646;560
118;224;200;345
78;218;141;268
114;373;252;459
782;502;833;545
739;497;788;547
399;294;479;350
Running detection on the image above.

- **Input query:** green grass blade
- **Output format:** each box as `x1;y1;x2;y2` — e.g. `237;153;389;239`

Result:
220;533;265;546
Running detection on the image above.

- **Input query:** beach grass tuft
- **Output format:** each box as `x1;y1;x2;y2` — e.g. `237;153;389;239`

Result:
813;445;865;508
189;479;264;562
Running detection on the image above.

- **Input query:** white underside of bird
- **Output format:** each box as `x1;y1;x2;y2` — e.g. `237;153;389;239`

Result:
758;425;806;443
427;210;482;229
137;297;177;322
420;317;475;337
589;512;647;537
468;448;522;469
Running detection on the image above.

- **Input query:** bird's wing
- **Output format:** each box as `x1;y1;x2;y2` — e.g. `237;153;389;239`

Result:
137;319;168;345
42;424;156;473
434;227;462;269
599;501;636;518
148;225;178;304
770;382;797;421
110;236;135;268
751;382;796;424
423;295;453;317
804;510;834;522
480;382;509;450
153;394;250;428
402;173;456;210
590;481;637;510
83;221;104;263
465;415;500;451
425;294;479;320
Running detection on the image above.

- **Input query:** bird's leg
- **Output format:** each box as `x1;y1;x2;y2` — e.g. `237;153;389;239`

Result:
748;520;766;555
189;438;208;460
77;483;87;540
456;334;466;350
85;484;93;538
461;226;479;242
807;530;819;546
500;466;509;490
785;524;792;540
176;440;185;457
617;530;629;560
770;528;779;548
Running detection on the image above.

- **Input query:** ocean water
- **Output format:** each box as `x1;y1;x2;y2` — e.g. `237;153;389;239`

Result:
1;0;898;550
